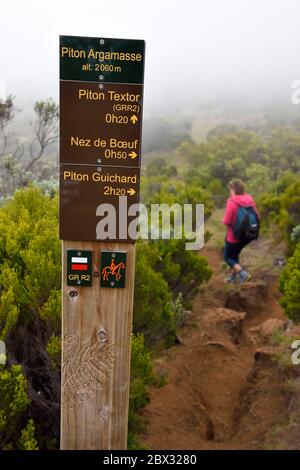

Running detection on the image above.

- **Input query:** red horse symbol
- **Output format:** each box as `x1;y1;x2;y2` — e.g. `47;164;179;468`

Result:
102;259;125;282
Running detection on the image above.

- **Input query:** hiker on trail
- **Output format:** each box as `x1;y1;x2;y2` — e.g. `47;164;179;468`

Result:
223;179;260;284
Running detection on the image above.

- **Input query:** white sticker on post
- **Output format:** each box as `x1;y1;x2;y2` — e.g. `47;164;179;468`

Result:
71;257;88;263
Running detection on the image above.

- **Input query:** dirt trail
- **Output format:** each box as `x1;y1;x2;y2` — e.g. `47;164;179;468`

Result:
140;240;291;450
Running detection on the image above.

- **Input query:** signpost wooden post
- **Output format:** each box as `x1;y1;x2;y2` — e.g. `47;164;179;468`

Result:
59;35;145;450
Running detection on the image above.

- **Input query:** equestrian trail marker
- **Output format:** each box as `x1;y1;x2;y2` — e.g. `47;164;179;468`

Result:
59;35;145;450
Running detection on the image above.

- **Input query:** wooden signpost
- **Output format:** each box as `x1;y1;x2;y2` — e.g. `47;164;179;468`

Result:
59;35;145;449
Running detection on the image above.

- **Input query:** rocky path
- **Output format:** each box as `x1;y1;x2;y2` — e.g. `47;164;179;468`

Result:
140;241;292;450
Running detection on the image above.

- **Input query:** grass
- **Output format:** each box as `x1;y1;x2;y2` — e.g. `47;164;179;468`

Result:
239;238;284;278
283;378;300;394
204;209;226;250
270;329;287;347
269;330;300;371
274;351;295;371
263;412;300;450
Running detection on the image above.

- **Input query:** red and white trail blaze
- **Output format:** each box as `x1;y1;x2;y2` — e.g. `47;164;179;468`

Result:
71;257;88;271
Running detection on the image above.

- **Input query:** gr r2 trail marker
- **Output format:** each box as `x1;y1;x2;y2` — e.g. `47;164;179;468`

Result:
67;250;92;286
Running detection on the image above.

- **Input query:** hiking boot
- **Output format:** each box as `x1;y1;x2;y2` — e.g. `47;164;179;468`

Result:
225;273;237;284
238;269;252;284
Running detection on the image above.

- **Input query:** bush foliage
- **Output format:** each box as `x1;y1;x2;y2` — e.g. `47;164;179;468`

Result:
0;364;35;449
280;243;300;323
0;186;211;449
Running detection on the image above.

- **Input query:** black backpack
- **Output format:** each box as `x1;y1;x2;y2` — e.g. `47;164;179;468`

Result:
233;205;260;244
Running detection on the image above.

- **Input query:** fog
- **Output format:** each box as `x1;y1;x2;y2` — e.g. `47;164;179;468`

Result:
1;0;300;114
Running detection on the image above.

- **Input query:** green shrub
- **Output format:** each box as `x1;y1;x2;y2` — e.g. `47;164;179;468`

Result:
134;238;211;346
245;163;274;196
206;178;228;207
46;335;61;369
259;175;300;247
154;238;212;300
291;225;300;244
180;129;300;196
39;289;61;335
134;243;175;345
146;157;177;178
280;243;300;322
0;184;212;449
143;178;214;220
128;333;155;449
0;365;30;449
18;419;39;450
0;186;61;339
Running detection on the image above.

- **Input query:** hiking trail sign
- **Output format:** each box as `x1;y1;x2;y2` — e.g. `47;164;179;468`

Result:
59;35;145;450
59;35;145;242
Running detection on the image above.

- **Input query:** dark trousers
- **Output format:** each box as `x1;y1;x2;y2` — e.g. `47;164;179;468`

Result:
224;240;247;268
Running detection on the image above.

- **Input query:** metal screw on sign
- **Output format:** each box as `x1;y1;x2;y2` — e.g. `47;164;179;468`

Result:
99;39;105;45
77;280;81;285
97;158;102;163
97;167;102;172
99;75;104;81
69;290;78;298
98;84;104;90
77;251;81;256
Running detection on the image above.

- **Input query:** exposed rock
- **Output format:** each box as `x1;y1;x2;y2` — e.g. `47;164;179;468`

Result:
249;319;287;344
233;346;290;443
224;281;267;316
287;324;300;337
203;308;246;345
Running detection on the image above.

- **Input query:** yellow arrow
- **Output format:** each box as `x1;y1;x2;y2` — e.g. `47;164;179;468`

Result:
129;151;138;159
130;115;138;124
127;188;136;196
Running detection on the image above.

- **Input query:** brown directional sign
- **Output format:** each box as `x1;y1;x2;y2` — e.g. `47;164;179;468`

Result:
59;164;140;241
59;35;145;242
60;81;143;167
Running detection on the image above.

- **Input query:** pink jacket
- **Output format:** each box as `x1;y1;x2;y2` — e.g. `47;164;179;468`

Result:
223;194;259;243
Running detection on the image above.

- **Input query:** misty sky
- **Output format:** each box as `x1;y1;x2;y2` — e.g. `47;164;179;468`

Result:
1;0;300;112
